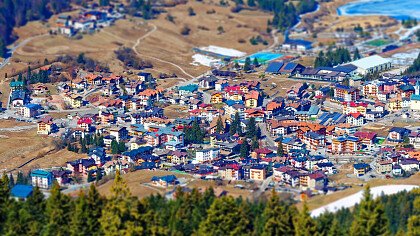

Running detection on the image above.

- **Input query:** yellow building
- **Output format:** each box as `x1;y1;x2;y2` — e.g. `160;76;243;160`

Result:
211;92;223;104
245;90;260;108
249;166;266;181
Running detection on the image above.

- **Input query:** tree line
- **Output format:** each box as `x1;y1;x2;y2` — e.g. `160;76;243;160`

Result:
406;53;420;75
0;172;418;235
314;47;352;68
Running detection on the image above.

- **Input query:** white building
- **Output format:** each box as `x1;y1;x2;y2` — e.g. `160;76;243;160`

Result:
350;55;392;75
195;148;220;163
410;80;420;111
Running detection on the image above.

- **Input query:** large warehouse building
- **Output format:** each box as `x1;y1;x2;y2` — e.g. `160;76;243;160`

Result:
349;55;392;75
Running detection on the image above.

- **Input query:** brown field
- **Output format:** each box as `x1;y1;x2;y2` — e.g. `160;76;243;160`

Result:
302;173;420;210
97;170;194;198
20;149;87;172
2;0;274;83
164;105;189;119
0;127;52;171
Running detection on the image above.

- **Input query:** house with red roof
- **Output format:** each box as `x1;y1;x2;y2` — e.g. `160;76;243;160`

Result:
346;112;365;126
354;131;377;148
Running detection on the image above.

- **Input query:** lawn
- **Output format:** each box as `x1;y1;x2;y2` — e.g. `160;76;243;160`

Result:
365;39;391;47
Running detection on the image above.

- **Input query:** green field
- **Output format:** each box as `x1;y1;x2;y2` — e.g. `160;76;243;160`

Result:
365;39;391;47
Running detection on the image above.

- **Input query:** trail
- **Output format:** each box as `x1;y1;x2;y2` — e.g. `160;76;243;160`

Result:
131;23;195;79
0;34;50;70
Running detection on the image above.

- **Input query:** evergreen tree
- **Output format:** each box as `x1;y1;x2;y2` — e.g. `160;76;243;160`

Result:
262;190;296;235
247;0;256;7
0;39;7;58
215;116;224;134
71;185;104;236
243;57;252;71
0;173;11;232
253;57;259;67
111;140;119;154
100;171;143;235
240;139;250;158
246;117;257;138
16;171;25;184
277;138;284;157
198;196;251;235
99;0;110;6
353;47;361;60
251;136;259;150
350;186;389;236
25;186;46;234
43;182;71;235
294;201;317;236
8;173;14;188
118;141;126;153
96;169;103;182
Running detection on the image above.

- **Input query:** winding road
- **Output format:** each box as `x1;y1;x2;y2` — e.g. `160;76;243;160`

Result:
131;23;195;79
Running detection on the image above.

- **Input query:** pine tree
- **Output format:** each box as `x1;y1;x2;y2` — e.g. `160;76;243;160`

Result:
43;182;71;235
25;186;46;234
350;186;389;236
8;173;14;188
328;218;342;236
277;139;284;157
251;136;259;150
0;173;11;232
246;117;257;138
244;57;252;71
71;185;104;236
262;190;296;235
353;47;361;60
294;201;317;236
100;171;143;235
111;140;119;154
253;57;259;67
198;196;251;235
247;0;256;7
0;39;7;58
240;139;250;158
215;116;224;134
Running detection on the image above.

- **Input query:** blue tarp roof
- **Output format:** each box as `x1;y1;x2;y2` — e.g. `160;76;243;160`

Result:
11;185;33;198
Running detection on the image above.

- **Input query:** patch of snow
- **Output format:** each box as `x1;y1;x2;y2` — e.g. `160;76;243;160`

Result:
311;185;418;218
199;45;246;57
191;54;220;67
390;49;420;65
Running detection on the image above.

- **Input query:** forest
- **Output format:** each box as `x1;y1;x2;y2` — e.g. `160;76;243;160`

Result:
0;172;418;236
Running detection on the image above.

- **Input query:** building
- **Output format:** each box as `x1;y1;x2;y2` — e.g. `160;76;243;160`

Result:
353;163;370;177
331;135;359;154
11;185;33;200
387;127;411;143
249;165;266;181
376;160;392;173
410;80;420;111
109;127;128;142
151;175;178;187
349;55;392;75
346;112;365;126
31;169;53;189
37;116;56;135
245;90;260;108
195;148;220;163
282;39;312;51
302;131;325;150
333;84;359;102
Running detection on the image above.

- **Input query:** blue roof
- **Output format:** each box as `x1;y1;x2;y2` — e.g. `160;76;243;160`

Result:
25;103;42;109
11;185;33;198
283;62;297;71
10;81;24;87
265;62;284;73
284;39;312;47
354;163;369;169
31;169;52;178
123;146;153;157
179;84;198;92
151;175;177;183
411;94;420;101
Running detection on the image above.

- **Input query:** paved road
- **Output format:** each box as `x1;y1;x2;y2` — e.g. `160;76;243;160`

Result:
259;122;276;147
0;34;49;70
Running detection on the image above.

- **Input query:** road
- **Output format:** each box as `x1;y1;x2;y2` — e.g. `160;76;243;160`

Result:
258;122;276;147
131;23;195;80
0;34;49;70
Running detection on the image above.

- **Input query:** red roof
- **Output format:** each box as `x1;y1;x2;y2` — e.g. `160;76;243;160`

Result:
354;131;377;140
77;117;93;125
349;112;363;119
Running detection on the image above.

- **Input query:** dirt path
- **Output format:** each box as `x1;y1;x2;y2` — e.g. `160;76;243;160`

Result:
131;23;195;79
